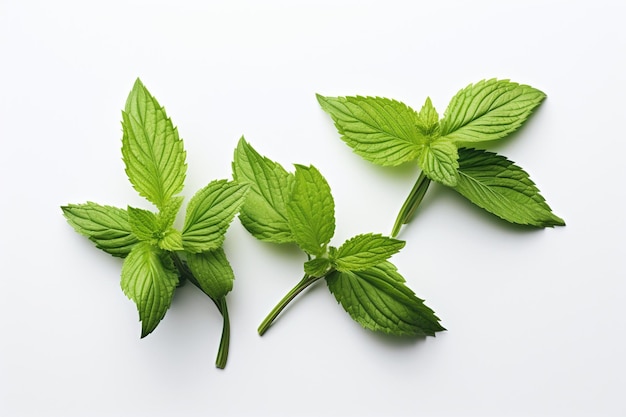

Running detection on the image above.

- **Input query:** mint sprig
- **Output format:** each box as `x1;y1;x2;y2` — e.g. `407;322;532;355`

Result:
62;79;248;368
232;137;444;337
317;79;565;236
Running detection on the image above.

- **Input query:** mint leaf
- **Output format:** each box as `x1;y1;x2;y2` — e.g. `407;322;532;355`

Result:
62;202;138;257
182;179;249;253
127;206;159;242
287;165;335;256
412;98;459;186
121;78;187;210
319;81;562;235
157;228;183;251
333;233;405;272
326;261;444;336
244;145;445;339
157;196;184;231
186;248;234;299
120;242;179;337
232;137;294;243
440;79;546;144
64;79;242;368
316;95;421;166
454;148;565;226
417;138;459;186
127;205;184;250
415;97;440;138
304;257;331;277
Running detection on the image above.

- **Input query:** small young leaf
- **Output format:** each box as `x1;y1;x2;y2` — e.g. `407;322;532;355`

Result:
62;202;138;257
182;179;249;253
232;137;294;243
120;242;179;337
326;261;445;336
186;248;234;299
157;228;183;251
415;97;440;138
121;78;187;210
417;139;459;186
454;148;565;226
157;196;184;231
440;79;546;145
127;206;159;242
287;165;335;256
316;95;422;166
304;257;331;277
333;233;405;272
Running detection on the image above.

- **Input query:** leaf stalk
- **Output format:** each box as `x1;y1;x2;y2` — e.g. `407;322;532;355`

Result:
258;274;323;335
214;297;230;369
171;252;231;369
391;171;431;237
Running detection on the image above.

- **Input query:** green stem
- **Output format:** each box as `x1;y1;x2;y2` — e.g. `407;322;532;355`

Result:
391;171;431;237
170;252;230;369
258;274;323;336
214;297;230;369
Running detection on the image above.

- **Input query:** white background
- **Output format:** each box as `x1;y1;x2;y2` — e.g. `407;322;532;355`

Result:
1;1;625;416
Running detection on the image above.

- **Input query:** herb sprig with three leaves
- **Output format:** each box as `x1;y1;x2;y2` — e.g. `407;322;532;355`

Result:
62;79;248;369
232;137;444;337
317;79;565;237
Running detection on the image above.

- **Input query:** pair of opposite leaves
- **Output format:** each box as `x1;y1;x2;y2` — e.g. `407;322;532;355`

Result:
62;78;563;369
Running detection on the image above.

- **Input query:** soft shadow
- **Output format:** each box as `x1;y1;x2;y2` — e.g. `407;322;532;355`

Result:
366;330;434;349
366;159;421;183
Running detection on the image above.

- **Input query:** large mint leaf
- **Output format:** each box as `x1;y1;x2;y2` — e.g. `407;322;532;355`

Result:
326;261;445;336
62;202;138;257
186;248;234;299
121;78;187;210
440;79;546;144
232;137;294;243
317;95;422;166
182;179;248;253
120;242;178;337
286;165;335;257
454;148;565;227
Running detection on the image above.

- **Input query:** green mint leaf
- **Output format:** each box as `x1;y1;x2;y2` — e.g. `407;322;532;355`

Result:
128;203;184;250
304;257;331;277
62;202;138;258
417;138;459;186
326;261;445;336
182;179;249;253
440;79;546;144
415;97;440;138
158;227;183;251
316;95;422;166
127;206;159;242
454;148;565;227
157;196;184;231
287;164;335;256
120;242;179;337
186;248;234;299
121;78;187;210
232;137;294;243
333;233;405;272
